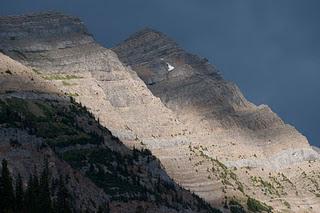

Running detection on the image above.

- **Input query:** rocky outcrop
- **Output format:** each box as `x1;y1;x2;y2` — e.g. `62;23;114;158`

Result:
113;28;221;84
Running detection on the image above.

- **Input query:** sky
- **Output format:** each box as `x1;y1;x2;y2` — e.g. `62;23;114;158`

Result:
1;0;319;146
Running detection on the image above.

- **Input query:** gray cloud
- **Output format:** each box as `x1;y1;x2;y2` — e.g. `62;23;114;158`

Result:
1;0;319;146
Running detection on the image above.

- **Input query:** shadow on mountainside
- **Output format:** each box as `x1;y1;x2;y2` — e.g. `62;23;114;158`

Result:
0;91;225;212
0;52;225;212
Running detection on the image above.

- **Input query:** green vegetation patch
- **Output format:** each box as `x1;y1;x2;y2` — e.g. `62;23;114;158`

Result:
0;97;101;148
65;92;79;97
43;74;83;80
283;200;291;209
229;199;246;213
62;81;77;86
251;176;280;196
247;197;272;212
32;68;42;74
188;145;245;194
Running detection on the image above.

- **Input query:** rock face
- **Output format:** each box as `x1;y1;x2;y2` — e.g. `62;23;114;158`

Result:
1;12;320;212
113;28;291;133
0;53;217;213
0;12;94;73
113;27;315;162
0;12;185;141
113;28;320;211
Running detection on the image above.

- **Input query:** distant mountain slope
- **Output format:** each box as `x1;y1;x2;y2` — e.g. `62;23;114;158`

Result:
1;12;320;212
113;28;320;212
113;27;320;167
113;27;306;148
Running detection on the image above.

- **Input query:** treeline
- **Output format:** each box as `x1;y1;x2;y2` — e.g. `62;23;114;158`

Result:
0;159;72;213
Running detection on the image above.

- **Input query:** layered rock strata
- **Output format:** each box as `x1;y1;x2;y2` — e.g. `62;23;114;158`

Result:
1;12;320;212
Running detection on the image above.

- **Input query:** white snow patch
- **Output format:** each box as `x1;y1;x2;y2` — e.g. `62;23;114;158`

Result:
166;63;175;71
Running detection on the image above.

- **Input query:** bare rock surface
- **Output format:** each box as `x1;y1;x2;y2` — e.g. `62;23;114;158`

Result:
113;27;318;163
113;28;303;140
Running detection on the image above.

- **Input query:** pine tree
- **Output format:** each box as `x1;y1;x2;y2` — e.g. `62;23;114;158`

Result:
156;175;161;192
15;173;24;212
97;205;105;213
97;202;110;213
55;175;72;213
39;159;52;212
0;176;3;210
0;159;15;212
106;202;110;213
32;167;40;213
24;173;39;213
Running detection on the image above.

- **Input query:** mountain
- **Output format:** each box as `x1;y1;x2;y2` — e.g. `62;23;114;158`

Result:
0;12;319;212
113;27;317;168
0;52;218;212
113;29;320;212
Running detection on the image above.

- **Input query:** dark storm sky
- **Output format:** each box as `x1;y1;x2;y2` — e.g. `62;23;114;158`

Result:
1;0;319;146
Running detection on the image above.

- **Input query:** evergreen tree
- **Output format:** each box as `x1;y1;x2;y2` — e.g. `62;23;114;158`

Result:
156;176;161;192
97;204;108;213
15;173;24;212
55;175;71;213
97;202;110;213
0;176;3;210
32;167;40;213
39;159;52;212
0;159;15;212
106;202;110;213
24;173;40;213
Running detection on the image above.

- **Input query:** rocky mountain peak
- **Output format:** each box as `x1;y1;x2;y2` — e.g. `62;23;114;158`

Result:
0;11;94;62
115;27;181;65
0;12;118;73
113;28;220;85
114;27;312;147
0;11;91;41
125;27;171;42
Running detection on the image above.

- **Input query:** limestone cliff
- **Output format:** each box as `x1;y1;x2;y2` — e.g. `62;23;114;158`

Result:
113;27;317;164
